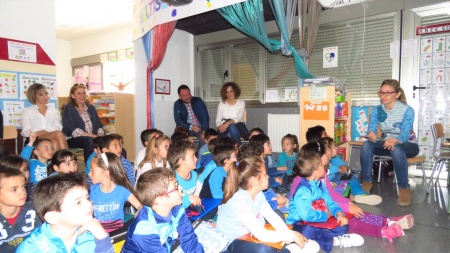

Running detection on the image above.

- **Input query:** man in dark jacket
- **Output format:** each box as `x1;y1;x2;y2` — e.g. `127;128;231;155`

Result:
173;85;209;147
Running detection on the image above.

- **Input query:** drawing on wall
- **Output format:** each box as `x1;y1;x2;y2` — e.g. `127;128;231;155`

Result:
19;73;57;100
0;71;19;99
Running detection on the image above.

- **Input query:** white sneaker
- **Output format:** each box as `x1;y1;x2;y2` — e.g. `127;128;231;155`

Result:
354;194;382;205
285;240;320;253
334;234;364;248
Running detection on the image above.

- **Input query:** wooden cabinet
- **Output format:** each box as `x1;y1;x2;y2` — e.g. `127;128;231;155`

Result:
299;86;351;160
89;92;136;159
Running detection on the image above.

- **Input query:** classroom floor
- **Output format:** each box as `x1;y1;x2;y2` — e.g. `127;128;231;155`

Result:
329;176;450;253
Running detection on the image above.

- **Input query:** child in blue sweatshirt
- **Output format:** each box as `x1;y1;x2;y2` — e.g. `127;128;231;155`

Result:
20;132;53;184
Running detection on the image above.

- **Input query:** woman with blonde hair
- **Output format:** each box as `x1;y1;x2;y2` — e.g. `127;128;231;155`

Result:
21;83;68;151
360;79;419;206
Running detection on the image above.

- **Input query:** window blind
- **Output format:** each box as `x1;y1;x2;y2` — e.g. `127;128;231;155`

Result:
200;46;225;101
231;42;260;100
308;15;394;99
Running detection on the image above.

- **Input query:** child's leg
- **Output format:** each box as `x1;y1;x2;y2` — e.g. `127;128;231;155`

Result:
225;240;287;253
293;224;348;253
348;214;384;237
348;177;367;195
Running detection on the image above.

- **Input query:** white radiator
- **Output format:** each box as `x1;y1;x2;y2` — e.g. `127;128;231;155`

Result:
267;114;300;153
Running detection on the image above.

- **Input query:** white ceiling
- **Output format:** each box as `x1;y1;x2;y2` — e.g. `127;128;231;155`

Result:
55;0;133;41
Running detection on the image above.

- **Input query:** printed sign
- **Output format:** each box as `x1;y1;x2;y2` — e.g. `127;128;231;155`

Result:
302;101;329;120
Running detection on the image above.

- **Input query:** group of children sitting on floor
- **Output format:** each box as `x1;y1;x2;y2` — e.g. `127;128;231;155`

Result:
0;125;414;253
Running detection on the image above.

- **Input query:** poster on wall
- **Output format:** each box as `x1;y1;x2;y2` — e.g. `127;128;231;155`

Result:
0;71;19;99
103;59;135;93
351;106;371;141
3;101;24;127
19;73;57;100
7;41;37;63
323;46;338;68
89;66;102;91
302;101;329;120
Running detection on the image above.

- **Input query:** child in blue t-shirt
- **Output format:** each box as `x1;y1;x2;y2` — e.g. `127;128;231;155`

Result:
167;141;202;209
20;132;53;184
88;152;142;232
277;134;299;175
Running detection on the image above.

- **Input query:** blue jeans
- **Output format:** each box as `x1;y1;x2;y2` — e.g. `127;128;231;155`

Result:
224;240;290;253
292;223;349;253
189;129;205;150
224;123;242;145
67;136;94;163
360;140;419;188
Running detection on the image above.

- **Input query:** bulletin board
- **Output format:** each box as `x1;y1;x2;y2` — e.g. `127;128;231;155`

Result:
0;70;57;127
0;37;57;128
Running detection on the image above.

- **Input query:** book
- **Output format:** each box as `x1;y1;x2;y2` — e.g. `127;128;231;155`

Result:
238;224;292;250
299;212;354;229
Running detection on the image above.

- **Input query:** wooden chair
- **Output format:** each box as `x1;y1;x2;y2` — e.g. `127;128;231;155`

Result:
3;125;18;154
427;123;450;193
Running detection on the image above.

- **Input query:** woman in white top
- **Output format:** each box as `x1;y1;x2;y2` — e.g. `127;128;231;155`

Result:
217;156;320;253
216;82;248;144
21;83;68;151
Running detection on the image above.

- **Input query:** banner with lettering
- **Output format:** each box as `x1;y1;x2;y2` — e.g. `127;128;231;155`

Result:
132;0;246;41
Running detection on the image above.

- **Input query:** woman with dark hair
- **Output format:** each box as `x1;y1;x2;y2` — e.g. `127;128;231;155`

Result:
216;82;248;144
20;83;68;151
360;79;419;207
61;84;104;162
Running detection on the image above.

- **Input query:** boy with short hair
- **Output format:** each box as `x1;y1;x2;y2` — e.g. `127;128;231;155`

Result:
199;143;237;199
167;141;202;209
0;168;42;253
121;168;204;252
197;128;218;164
99;134;135;185
134;129;163;175
16;173;113;253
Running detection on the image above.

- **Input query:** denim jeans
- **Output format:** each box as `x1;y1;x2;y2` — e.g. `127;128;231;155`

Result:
224;240;290;253
67;136;94;163
360;140;419;188
292;223;349;253
189;129;205;150
224;123;242;145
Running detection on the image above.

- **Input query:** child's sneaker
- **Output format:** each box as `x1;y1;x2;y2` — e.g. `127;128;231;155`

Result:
381;223;405;243
390;214;414;229
354;194;382;205
286;240;320;253
334;234;364;248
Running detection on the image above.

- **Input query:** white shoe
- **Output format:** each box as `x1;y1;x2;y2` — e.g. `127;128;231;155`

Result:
354;194;382;205
334;234;364;248
285;240;320;253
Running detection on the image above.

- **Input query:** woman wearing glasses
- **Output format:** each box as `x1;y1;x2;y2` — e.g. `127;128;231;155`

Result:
21;83;68;151
360;79;419;206
62;84;104;162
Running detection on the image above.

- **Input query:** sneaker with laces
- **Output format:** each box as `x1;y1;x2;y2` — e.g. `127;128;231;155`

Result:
381;223;405;243
334;234;364;248
390;214;414;229
285;240;320;253
354;194;382;205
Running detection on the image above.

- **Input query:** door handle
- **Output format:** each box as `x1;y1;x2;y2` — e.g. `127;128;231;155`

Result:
413;85;426;91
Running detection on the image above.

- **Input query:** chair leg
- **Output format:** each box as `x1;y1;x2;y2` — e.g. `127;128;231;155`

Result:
378;160;382;183
427;160;439;192
435;160;446;182
393;172;399;196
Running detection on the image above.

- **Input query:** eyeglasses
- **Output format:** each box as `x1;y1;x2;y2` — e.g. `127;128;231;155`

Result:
73;83;86;87
317;142;321;152
264;143;272;147
160;182;180;197
62;160;77;167
377;91;397;96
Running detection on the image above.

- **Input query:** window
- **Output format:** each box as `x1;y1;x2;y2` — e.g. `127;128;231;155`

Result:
308;15;394;100
198;14;395;102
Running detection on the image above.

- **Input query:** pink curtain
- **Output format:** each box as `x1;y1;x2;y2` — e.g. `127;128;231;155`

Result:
146;21;177;128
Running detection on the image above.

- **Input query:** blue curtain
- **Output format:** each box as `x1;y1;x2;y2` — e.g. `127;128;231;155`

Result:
217;0;313;79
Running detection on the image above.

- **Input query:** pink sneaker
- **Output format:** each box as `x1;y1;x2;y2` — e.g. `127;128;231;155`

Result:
381;223;405;243
390;214;414;230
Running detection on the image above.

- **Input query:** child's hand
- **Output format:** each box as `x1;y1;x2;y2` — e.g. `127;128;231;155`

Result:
349;202;364;218
292;231;308;248
189;195;201;206
28;131;37;146
336;212;348;226
331;182;337;188
338;166;348;174
275;177;283;185
78;218;108;240
277;166;287;171
277;195;287;208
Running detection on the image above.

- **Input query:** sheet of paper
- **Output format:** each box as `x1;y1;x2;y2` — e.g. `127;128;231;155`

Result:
265;89;279;103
